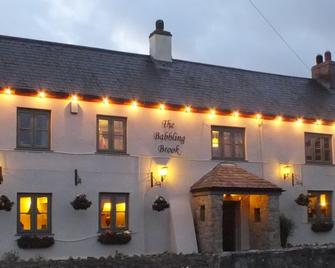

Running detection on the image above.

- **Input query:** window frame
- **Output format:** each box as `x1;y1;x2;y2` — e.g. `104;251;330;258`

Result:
305;132;333;164
96;115;127;154
307;191;332;223
16;108;51;150
98;193;129;233
211;126;246;161
17;193;52;235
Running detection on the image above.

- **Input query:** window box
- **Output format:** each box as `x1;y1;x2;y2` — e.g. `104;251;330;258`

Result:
311;220;334;233
97;230;131;245
0;195;14;212
152;196;170;212
17;235;54;249
71;194;92;210
295;194;309;206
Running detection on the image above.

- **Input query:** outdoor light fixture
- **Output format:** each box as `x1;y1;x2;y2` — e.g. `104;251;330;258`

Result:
151;166;168;188
74;169;82;186
0;166;3;184
281;164;295;186
70;95;79;114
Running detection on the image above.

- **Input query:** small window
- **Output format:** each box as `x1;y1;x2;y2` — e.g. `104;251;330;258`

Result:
254;208;261;222
200;205;205;222
99;193;129;232
308;191;332;222
97;116;127;153
17;193;51;234
211;126;245;160
17;108;50;150
305;133;332;164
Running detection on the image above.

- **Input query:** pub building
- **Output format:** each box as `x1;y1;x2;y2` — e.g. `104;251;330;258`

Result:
0;20;335;259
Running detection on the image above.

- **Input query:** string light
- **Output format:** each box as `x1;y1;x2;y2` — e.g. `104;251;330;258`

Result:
296;118;303;125
159;103;165;110
185;106;191;113
71;94;78;102
256;113;262;120
276;115;283;122
315;119;322;126
210;109;216;117
38;90;46;98
232;111;239;118
4;87;12;95
131;100;138;109
102;97;109;105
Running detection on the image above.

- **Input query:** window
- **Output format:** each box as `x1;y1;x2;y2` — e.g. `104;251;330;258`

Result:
200;205;205;222
17;108;50;150
254;208;261;222
308;191;332;222
305;133;332;164
211;126;245;160
99;193;129;232
17;193;51;234
97;116;127;153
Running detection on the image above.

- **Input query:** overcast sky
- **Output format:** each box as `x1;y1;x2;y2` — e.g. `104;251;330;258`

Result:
0;0;334;78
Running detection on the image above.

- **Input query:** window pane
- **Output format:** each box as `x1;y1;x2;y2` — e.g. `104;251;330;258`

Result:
19;112;32;129
211;131;219;148
116;199;126;228
100;198;112;229
224;145;232;158
308;193;318;221
98;119;109;150
19;129;33;146
234;132;243;145
37;197;48;213
20;214;31;231
114;135;124;151
19;197;32;231
234;145;244;158
324;138;330;149
35;130;49;147
35;114;49;130
114;120;124;135
305;138;312;161
20;197;32;213
223;132;231;144
37;214;48;230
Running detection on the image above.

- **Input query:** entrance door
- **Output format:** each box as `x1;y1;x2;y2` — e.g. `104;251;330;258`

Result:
222;201;238;251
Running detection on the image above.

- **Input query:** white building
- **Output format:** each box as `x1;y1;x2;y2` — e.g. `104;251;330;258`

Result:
0;20;335;259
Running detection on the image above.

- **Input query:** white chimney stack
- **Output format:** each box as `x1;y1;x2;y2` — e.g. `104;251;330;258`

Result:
149;20;172;62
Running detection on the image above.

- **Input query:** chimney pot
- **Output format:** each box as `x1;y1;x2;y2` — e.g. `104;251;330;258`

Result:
149;19;172;62
156;20;164;31
316;54;323;64
325;51;332;62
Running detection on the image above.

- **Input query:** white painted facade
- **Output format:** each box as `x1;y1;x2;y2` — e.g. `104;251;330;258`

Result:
0;93;335;259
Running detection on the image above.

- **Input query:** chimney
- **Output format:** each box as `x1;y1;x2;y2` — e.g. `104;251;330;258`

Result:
312;51;335;90
149;20;172;62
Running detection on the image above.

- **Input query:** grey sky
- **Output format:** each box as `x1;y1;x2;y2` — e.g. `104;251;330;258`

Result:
0;0;334;78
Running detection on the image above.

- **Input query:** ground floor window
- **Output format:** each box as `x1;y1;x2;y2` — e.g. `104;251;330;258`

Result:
99;193;129;232
17;193;51;234
308;191;332;222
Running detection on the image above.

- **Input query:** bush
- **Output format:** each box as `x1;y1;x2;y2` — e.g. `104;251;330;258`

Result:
280;214;295;248
98;231;131;245
17;236;54;249
1;250;19;262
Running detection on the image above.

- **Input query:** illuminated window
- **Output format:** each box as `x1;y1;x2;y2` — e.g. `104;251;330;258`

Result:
97;116;127;153
305;133;332;164
99;193;129;232
211;126;245;160
308;191;332;222
17;108;50;150
17;193;51;234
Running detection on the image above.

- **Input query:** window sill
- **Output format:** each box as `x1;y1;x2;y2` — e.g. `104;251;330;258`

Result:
15;148;52;153
211;158;248;163
15;233;54;237
95;151;129;156
305;162;334;166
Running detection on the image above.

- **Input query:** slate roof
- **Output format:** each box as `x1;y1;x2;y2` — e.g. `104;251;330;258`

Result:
0;34;333;120
190;163;282;193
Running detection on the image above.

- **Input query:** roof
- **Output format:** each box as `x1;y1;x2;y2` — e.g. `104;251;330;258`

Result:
0;35;333;120
190;163;282;193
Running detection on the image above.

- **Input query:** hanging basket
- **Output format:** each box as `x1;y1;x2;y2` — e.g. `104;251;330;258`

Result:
152;196;170;212
311;220;334;233
295;194;309;206
98;230;131;245
17;235;54;249
71;194;92;210
0;195;14;212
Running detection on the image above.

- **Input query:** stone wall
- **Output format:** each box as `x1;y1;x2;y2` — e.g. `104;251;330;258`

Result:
2;246;335;268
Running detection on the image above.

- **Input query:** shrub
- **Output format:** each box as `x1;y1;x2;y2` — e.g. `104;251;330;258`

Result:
1;250;19;262
280;214;295;248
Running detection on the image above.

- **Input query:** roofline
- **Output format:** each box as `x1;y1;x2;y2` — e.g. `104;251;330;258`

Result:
190;186;283;194
0;34;313;80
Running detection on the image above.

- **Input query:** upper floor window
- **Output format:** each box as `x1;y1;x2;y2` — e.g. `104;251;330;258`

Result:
99;193;129;232
308;191;332;222
97;116;127;153
17;193;51;234
211;126;245;160
17;108;50;150
305;133;332;164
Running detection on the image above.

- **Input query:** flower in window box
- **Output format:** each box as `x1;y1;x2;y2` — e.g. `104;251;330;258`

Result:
0;195;14;212
152;196;170;212
71;194;92;210
311;219;334;232
17;235;54;249
97;230;131;245
295;194;309;206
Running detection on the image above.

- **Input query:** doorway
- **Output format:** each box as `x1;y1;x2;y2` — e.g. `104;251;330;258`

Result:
222;201;240;251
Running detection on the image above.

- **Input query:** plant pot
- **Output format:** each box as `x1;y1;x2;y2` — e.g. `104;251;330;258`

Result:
17;235;54;249
311;220;334;232
0;195;14;212
152;196;170;212
295;194;309;206
71;194;92;210
98;231;131;245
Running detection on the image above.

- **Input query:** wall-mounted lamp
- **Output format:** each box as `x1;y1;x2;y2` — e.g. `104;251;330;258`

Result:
0;166;3;184
74;169;82;186
70;95;79;114
281;164;295;186
151;166;168;188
